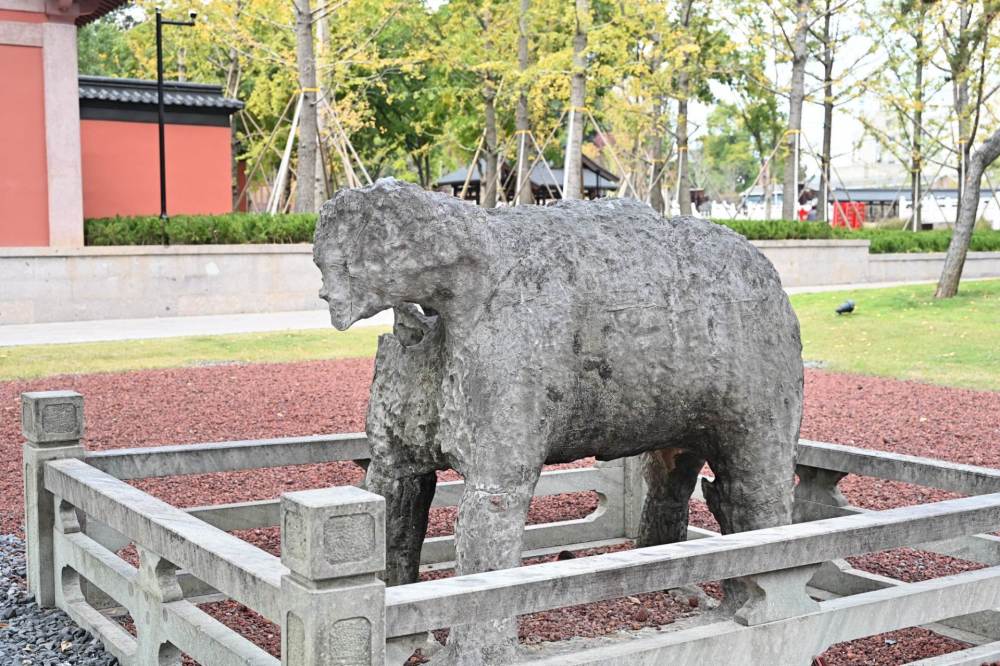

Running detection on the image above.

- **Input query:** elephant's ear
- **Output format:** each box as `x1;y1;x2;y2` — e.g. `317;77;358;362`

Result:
392;303;439;347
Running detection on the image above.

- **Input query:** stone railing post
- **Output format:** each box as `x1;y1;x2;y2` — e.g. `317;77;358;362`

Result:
22;391;86;607
734;564;821;626
622;455;647;539
794;464;848;523
280;486;386;666
135;548;184;665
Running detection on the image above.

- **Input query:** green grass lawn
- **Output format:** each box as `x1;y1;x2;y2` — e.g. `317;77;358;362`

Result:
791;279;1000;391
0;326;389;381
2;280;998;390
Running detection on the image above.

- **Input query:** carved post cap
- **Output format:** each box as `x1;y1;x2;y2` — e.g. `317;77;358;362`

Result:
281;486;386;581
22;391;84;445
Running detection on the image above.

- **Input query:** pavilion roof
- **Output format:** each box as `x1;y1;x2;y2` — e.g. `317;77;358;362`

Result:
436;157;619;191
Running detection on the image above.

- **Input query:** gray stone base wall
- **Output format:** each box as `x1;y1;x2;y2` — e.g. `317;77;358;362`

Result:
753;240;872;287
0;244;324;325
2;242;1000;325
867;251;1000;283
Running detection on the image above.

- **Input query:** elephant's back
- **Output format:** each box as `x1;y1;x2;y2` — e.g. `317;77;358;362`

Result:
487;201;791;326
485;202;802;440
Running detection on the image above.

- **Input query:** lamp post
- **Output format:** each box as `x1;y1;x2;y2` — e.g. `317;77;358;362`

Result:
155;8;196;244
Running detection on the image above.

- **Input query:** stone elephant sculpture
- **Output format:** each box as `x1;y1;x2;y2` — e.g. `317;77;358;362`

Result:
313;179;804;664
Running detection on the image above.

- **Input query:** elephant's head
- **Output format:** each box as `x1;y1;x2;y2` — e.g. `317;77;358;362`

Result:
313;178;486;330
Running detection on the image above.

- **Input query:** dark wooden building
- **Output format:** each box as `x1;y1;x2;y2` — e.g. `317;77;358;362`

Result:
436;155;619;204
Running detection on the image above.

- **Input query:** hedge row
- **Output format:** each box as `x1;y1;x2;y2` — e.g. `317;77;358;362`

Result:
84;213;1000;254
712;220;1000;253
854;229;1000;254
713;218;848;241
84;213;317;246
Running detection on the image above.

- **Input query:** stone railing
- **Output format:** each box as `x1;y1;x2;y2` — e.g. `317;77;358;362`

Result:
21;390;1000;665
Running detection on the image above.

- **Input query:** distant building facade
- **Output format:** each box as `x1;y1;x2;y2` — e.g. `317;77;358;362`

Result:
0;0;242;247
830;187;1000;229
78;76;242;220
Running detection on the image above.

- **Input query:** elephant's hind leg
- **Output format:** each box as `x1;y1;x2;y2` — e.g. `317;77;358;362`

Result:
701;427;796;611
637;448;705;548
364;459;437;587
701;452;794;538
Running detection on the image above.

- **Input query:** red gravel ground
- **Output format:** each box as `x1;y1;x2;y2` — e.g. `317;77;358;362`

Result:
3;361;999;664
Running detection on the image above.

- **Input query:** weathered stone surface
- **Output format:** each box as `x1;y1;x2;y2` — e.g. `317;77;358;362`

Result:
22;390;84;445
21;391;86;608
280;487;386;666
281;486;386;582
314;179;804;663
733;564;820;626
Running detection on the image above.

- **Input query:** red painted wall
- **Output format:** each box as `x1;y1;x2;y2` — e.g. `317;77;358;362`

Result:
80;120;232;219
0;44;48;246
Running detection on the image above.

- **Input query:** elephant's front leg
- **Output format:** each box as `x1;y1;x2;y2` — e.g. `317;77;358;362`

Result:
439;468;541;665
364;459;437;587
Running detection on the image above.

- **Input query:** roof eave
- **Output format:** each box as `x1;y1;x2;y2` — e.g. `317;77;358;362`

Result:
76;0;130;26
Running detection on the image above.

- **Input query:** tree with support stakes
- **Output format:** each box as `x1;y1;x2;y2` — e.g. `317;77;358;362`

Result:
293;0;318;213
563;0;590;200
674;0;697;216
782;0;810;221
940;0;998;224
935;127;1000;298
807;0;874;224
515;0;534;206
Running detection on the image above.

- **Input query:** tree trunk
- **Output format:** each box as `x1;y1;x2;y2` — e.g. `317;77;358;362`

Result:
935;127;1000;298
749;129;773;220
951;2;971;223
225;3;242;211
677;93;691;215
563;0;589;200
482;78;498;208
414;153;427;189
648;98;665;214
782;0;809;221
955;79;970;225
910;19;924;231
516;0;534;205
818;91;832;223
177;47;186;82
676;0;695;215
293;0;318;212
763;161;773;220
817;0;833;223
314;9;328;208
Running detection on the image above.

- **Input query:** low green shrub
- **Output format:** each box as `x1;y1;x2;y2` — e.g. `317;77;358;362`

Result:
85;212;1000;254
853;228;1000;253
84;213;317;245
712;218;847;241
712;219;1000;254
853;229;953;253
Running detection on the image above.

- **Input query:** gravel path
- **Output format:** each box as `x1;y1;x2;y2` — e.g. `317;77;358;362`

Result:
2;360;999;664
0;535;116;666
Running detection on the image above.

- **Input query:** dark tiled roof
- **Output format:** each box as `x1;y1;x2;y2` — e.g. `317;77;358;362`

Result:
437;159;618;190
78;76;243;112
829;187;998;202
76;0;130;26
